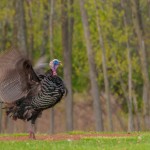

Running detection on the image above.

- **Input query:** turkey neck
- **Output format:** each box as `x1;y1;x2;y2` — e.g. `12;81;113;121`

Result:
45;69;57;76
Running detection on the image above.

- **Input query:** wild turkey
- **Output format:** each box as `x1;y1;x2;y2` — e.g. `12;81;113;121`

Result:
0;49;67;139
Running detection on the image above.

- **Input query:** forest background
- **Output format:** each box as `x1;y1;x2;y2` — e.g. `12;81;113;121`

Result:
0;0;150;134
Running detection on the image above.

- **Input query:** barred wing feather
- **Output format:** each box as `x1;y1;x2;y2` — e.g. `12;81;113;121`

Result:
0;49;40;103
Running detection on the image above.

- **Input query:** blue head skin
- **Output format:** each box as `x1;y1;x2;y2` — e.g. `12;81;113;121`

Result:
49;59;61;75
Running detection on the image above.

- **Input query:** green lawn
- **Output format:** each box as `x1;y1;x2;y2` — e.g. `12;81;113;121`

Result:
0;133;150;150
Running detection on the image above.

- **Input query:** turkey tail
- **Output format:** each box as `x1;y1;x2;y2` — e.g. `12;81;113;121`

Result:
4;102;41;121
0;48;41;103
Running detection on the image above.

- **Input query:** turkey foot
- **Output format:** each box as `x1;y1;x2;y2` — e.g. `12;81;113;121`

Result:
29;123;36;139
29;131;36;140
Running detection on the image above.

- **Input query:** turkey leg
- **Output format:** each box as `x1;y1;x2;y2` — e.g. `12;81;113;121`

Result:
29;121;36;139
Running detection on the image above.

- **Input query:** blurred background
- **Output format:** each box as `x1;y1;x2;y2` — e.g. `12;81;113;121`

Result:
0;0;150;134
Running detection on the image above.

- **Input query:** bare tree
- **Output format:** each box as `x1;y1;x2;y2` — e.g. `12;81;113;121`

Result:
1;21;9;50
26;0;34;60
13;0;27;55
49;0;54;58
148;0;150;18
61;0;74;131
13;0;28;133
121;0;134;132
49;0;55;134
79;0;103;131
131;0;150;129
41;0;50;56
95;0;113;131
133;92;141;130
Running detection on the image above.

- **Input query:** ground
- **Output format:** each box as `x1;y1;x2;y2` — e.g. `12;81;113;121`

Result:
0;133;134;141
0;132;149;150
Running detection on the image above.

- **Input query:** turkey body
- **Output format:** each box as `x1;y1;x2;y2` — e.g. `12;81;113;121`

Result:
7;72;67;124
0;49;67;138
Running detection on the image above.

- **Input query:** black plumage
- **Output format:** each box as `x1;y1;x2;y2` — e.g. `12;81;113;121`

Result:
0;49;67;139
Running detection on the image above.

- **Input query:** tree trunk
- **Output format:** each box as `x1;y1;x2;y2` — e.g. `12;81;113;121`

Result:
68;0;74;57
13;0;28;132
133;92;141;131
113;53;133;131
61;0;74;131
1;21;9;50
3;113;8;133
127;41;134;132
49;0;55;134
41;0;50;56
148;0;150;18
13;0;27;55
95;0;113;131
115;112;126;131
26;0;34;60
131;0;150;129
127;45;134;132
121;0;134;132
79;0;103;131
49;0;54;58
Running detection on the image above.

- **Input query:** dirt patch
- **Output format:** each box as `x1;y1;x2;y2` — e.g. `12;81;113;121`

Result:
0;133;136;141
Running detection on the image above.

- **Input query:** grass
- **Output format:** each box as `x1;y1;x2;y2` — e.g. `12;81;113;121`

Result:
0;132;150;150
